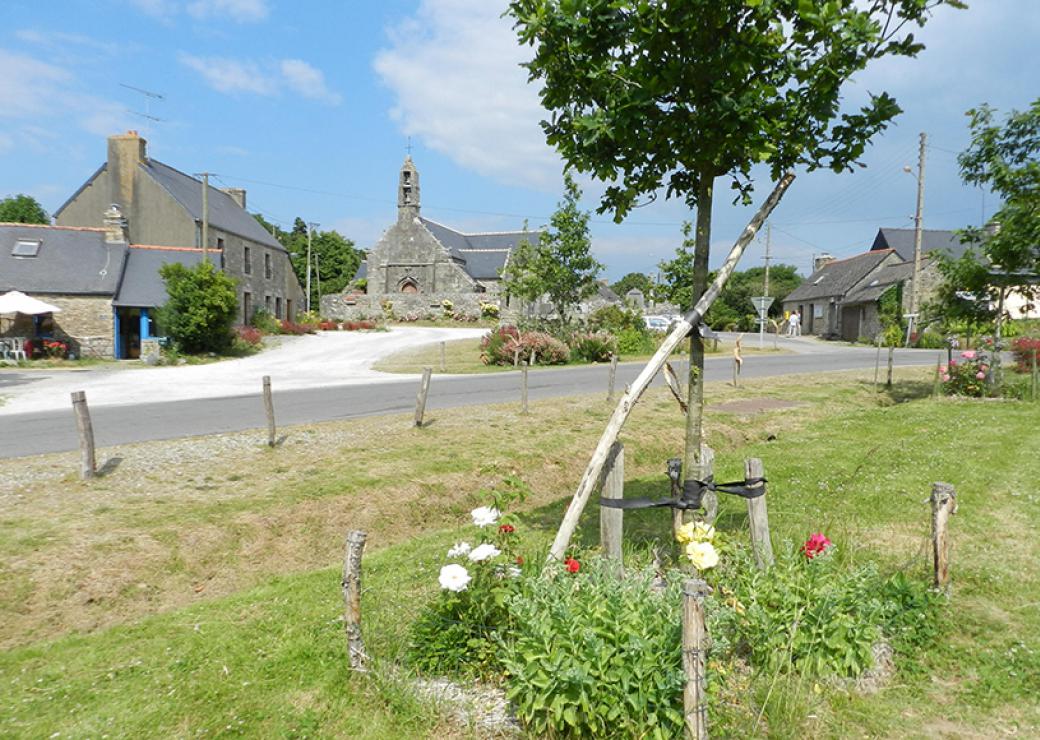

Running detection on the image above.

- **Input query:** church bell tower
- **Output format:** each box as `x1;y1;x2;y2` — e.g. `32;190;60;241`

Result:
397;156;420;222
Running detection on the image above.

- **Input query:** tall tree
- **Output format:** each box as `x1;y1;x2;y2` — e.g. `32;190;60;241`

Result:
0;194;49;224
508;0;962;501
502;173;603;322
610;272;654;301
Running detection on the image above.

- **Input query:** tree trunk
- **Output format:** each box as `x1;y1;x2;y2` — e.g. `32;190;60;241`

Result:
682;171;714;513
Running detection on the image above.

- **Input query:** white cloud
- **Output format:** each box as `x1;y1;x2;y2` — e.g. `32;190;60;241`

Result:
15;29;120;55
373;0;561;191
280;59;342;104
178;53;278;95
186;0;269;23
179;54;342;104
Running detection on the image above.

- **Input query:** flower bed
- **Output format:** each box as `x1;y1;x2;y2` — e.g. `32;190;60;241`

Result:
480;325;570;365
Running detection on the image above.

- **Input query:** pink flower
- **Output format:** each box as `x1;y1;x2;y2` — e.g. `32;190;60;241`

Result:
976;371;986;380
949;359;958;366
942;374;951;382
939;366;947;374
961;350;977;360
980;364;988;371
802;533;832;560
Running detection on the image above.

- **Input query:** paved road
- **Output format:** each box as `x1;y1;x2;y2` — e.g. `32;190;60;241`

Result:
0;344;936;459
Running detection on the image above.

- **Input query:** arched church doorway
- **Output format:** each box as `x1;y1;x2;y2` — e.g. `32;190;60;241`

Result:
399;278;419;293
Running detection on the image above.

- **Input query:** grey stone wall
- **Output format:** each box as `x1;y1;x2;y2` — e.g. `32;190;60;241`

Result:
213;226;304;323
322;291;496;321
37;295;115;358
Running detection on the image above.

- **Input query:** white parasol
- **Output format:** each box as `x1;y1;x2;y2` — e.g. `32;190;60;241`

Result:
0;291;62;315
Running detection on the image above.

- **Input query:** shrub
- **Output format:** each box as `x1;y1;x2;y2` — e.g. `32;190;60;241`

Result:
913;330;946;349
249;308;280;334
318;320;339;331
941;349;991;397
157;261;238;353
617;325;656;355
41;339;68;359
481;326;569;365
381;299;395;319
278;320;314;336
481;325;522;365
480;301;500;319
343;319;377;331
441;299;454;317
1011;336;1040;372
233;325;262;346
521;331;570;364
569;331;617;362
588;304;644;334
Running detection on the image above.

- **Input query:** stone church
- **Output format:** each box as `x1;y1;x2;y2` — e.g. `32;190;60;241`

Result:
322;157;537;319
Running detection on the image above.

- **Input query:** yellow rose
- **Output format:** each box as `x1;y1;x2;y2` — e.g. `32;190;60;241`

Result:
685;541;719;570
693;522;715;541
676;521;698;544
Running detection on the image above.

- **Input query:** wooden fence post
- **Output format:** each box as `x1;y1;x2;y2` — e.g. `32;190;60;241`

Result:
683;578;710;740
342;530;369;671
414;367;432;427
700;445;717;525
886;346;894;389
599;442;624;565
440;341;447;372
874;335;882;393
262;375;276;447
744;458;773;569
933;354;942;398
930;482;956;590
521;361;529;414
71;391;96;480
607;353;618;401
1031;352;1037;402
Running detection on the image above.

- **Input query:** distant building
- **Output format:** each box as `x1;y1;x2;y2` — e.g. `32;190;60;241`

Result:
55;131;303;325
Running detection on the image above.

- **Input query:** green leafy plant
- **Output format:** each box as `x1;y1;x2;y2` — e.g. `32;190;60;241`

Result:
569;331;617;362
941;350;992;397
616;326;656;355
157;261;238;354
249;308;280;333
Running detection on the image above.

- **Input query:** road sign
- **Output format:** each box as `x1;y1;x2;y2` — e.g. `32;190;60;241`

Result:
750;296;774;314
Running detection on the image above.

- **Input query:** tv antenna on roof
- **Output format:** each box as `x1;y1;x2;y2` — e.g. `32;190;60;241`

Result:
120;83;166;123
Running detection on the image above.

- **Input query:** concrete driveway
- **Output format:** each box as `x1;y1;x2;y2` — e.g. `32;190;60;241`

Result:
0;327;486;415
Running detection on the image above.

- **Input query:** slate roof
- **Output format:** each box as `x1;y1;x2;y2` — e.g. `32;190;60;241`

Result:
843;259;914;305
870;228;976;262
0;224;126;295
784;250;893;303
145;160;284;251
353;259;368;281
419;217;535;280
113;246;208;307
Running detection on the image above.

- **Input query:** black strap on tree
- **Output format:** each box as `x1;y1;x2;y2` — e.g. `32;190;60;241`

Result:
599;474;766;511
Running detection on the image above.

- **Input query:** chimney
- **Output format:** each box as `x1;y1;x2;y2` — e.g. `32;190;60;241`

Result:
102;204;129;244
222;187;247;210
814;253;836;272
107;131;146;217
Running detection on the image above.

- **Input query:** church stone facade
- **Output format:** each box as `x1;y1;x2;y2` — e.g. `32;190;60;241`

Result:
321;157;535;319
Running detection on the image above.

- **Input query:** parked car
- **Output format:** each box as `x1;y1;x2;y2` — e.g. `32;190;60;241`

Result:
644;315;671;332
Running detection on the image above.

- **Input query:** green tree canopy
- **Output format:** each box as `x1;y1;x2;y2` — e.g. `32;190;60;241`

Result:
610;272;654;302
157;261;239;353
502;173;603;322
0;194;49;224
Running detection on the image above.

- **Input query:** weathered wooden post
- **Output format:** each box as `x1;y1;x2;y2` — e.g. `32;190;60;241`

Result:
521;361;529;414
701;445;717;525
669;457;684;542
745;458;773;569
874;335;882;393
513;347;520;368
732;337;743;388
930;482;956;590
886;346;895;389
342;530;369;671
933;354;942;398
531;350;538;367
414;367;432;427
1031;352;1038;402
440;341;447;372
682;578;710;740
71;391;96;480
262;375;276;447
663;362;689;414
607;353;618;401
599;442;624;565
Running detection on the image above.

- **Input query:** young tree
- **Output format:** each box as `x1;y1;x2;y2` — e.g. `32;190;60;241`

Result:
157;261;239;353
509;0;962;497
502;174;603;323
0;194;49;224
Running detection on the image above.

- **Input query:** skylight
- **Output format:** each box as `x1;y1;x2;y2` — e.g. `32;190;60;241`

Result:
12;240;40;257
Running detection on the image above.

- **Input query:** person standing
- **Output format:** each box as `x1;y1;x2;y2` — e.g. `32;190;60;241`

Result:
788;311;801;337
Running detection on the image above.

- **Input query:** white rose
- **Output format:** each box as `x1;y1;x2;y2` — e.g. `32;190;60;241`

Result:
438;563;472;592
470;506;501;528
468;543;502;562
447;542;472;558
685;541;719;571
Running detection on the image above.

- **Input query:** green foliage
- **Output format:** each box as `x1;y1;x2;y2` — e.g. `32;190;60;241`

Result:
0;194;49;224
942;349;993;398
616;326;656;355
501;562;686;738
587;304;644;334
248;308;280;333
610;272;654;302
501;175;603;321
878;283;906;345
657;222;698;311
568;331;617;363
156;261;238;353
480;326;570;365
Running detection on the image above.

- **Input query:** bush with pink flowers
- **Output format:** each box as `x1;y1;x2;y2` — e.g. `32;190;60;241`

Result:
940;349;992;397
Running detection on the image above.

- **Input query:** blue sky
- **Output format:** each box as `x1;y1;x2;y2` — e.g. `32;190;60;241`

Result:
1;0;1037;280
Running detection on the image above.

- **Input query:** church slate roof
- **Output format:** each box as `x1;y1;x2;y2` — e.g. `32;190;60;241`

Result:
0;224;126;295
784;250;893;303
870;228;974;262
419;217;535;280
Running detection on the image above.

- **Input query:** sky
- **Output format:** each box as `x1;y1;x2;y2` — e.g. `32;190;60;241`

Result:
1;0;1037;281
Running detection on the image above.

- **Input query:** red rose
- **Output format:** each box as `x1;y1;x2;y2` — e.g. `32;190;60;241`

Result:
515;556;524;565
801;533;832;560
499;524;515;534
564;557;580;574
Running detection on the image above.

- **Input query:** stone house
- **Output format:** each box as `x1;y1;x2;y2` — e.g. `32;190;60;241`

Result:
55;131;303;324
1;207;211;358
323;157;537;319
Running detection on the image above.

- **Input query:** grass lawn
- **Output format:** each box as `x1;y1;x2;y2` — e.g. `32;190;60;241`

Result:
1;367;1038;737
373;336;786;374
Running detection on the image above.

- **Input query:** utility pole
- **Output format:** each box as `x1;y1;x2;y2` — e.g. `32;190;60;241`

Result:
306;222;319;313
198;172;212;263
910;132;927;323
763;222;772;298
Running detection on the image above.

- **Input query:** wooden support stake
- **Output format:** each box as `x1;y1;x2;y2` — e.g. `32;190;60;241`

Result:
933;354;942;398
669;457;684;543
607;353;618;401
732;336;743;388
886;346;894;389
599;442;624;564
521;361;529;414
874;335;882;392
414;367;432;427
1031;352;1037;402
930;482;956;590
744;458;773;569
513;347;520;368
683;578;710;740
262;375;276;447
547;173;795;563
531;350;537;366
342;530;369;671
664;362;689;414
700;445;717;525
71;390;96;480
440;341;447;372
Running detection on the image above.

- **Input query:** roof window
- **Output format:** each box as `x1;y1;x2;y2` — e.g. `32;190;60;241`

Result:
12;239;41;257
